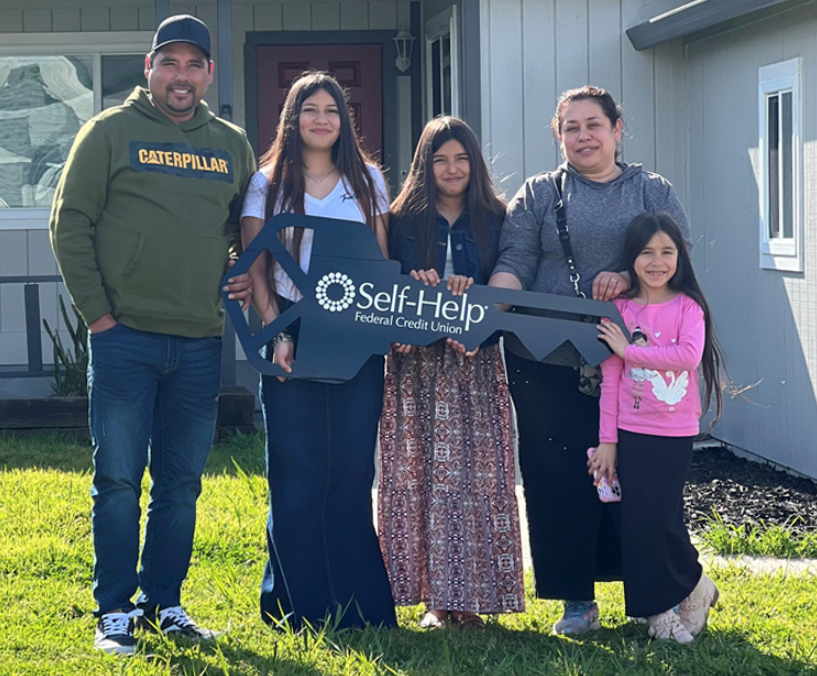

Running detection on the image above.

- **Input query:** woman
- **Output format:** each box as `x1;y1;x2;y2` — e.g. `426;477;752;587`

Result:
240;72;396;630
379;117;525;629
490;86;692;635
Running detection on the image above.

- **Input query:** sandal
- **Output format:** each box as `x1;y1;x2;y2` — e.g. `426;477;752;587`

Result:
419;610;448;629
450;611;485;629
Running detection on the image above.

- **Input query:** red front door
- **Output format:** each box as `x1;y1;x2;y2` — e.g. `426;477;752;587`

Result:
256;44;383;160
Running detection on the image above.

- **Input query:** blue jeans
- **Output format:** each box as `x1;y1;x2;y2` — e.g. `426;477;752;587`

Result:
87;324;221;615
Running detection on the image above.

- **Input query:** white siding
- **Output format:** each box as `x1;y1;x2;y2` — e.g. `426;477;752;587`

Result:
0;229;70;368
687;3;817;478
479;0;687;203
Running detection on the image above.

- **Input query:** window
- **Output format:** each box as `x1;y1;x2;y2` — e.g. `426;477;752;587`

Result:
758;58;802;272
0;32;150;221
425;6;459;119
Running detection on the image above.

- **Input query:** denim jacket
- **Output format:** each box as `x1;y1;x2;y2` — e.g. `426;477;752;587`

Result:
388;210;502;346
388;210;501;285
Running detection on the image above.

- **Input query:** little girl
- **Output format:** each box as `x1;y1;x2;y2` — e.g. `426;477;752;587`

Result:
591;212;724;644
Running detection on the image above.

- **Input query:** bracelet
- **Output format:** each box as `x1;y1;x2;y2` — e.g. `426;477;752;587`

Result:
271;331;293;347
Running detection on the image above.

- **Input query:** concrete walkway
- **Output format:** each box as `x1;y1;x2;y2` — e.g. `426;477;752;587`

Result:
513;487;817;577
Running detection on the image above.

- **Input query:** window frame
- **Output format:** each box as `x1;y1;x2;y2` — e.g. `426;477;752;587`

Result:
758;57;802;272
0;31;152;229
425;6;459;120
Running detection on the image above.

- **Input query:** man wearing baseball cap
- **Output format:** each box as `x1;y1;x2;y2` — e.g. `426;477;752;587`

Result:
50;15;256;654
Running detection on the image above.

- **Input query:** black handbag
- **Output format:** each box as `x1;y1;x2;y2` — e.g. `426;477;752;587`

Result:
552;169;602;398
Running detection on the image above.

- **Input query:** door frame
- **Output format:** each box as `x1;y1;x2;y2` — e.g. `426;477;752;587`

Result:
245;30;401;189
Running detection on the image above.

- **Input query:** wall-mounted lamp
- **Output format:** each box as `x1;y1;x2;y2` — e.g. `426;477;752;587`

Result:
392;28;415;73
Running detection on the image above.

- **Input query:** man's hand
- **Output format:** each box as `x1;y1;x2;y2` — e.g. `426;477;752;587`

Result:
224;259;252;311
89;314;118;334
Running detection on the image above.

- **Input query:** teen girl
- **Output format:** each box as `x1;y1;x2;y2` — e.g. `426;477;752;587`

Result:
240;72;396;629
378;116;525;629
592;212;723;643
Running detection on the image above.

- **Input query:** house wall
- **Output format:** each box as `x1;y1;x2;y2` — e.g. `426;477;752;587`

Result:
0;1;417;399
686;2;817;478
477;0;688;204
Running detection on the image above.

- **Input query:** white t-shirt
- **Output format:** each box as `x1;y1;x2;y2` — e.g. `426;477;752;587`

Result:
443;234;455;280
241;164;389;301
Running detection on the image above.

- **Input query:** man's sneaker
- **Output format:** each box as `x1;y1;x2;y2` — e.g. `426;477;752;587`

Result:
647;607;694;644
553;601;601;635
140;606;221;640
94;609;143;654
678;573;719;636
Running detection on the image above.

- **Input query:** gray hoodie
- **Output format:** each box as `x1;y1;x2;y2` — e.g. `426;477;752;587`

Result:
494;161;690;364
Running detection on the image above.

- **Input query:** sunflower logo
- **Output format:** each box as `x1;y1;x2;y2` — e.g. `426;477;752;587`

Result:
315;272;356;312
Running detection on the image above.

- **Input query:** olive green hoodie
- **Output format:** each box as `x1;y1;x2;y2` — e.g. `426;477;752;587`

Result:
50;87;255;337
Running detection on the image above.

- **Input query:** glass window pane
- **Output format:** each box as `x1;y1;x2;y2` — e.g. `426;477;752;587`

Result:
767;94;779;239
781;91;793;239
0;55;93;208
102;54;145;110
431;39;441;117
442;35;451;116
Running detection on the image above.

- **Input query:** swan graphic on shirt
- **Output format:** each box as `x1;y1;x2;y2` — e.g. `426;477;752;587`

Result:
643;369;690;409
626;325;690;411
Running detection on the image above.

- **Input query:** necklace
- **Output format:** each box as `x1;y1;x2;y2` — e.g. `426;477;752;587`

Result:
304;167;337;184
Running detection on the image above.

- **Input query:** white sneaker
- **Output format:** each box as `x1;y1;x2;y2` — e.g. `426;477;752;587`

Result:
648;607;694;644
94;609;143;654
678;573;719;636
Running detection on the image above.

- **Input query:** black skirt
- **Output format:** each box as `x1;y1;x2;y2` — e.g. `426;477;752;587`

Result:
506;351;622;601
259;355;397;629
615;429;702;617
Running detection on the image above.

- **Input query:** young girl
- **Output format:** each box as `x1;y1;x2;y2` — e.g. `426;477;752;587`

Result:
240;72;395;630
592;212;723;643
378;117;525;629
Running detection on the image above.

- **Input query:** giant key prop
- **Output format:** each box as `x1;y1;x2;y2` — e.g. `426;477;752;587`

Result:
222;214;628;383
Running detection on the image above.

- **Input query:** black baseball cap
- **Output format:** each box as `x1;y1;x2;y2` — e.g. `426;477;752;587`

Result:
151;14;211;59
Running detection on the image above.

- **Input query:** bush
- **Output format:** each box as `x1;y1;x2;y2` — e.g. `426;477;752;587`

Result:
42;297;88;398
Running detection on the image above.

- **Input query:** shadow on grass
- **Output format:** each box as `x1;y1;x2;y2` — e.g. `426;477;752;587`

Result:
125;620;815;676
0;430;267;477
331;622;816;676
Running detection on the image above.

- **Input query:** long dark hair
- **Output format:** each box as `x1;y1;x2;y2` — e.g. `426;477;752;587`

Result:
623;212;726;423
391;116;505;277
259;71;385;262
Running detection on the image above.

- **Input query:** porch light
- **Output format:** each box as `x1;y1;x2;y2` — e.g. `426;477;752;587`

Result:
392;29;415;73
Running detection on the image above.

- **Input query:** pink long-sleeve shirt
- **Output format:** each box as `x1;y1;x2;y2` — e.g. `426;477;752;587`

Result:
599;293;705;443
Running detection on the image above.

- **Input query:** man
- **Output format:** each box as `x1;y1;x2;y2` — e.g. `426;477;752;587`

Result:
50;15;255;655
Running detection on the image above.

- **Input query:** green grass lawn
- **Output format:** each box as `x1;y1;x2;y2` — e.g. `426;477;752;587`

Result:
1;433;816;676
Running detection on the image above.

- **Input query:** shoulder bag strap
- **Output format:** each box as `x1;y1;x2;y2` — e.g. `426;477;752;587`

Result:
552;169;585;299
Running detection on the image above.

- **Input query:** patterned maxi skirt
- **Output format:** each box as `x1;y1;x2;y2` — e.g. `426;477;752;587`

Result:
378;342;525;614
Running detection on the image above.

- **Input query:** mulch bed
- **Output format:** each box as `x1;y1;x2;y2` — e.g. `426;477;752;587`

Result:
684;446;817;534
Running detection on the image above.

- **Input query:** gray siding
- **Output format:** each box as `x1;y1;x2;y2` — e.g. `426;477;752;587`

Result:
478;0;688;204
479;0;817;478
0;1;154;33
687;2;817;478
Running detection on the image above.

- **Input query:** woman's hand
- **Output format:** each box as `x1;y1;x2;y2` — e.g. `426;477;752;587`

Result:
587;443;617;485
446;338;480;358
410;269;441;287
392;343;415;355
447;274;474;296
273;339;295;383
597;318;629;359
592;271;630;301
